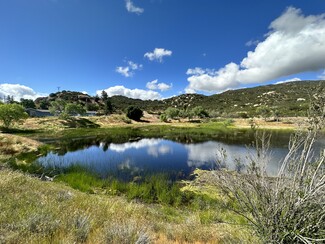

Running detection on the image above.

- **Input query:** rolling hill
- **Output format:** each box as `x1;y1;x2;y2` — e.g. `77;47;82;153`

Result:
34;80;324;117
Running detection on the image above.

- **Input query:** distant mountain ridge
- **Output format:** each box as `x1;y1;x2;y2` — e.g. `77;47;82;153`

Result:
35;80;324;117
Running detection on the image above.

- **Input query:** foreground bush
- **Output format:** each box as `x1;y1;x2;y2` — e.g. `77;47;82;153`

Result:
216;130;325;243
216;89;325;243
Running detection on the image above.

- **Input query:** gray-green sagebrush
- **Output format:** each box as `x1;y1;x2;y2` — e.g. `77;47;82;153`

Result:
214;89;325;243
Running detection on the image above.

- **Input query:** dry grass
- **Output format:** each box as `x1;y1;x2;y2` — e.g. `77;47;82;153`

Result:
1;114;305;243
233;117;308;130
14;114;305;132
0;133;41;157
0;128;258;243
20;117;69;131
0;168;257;243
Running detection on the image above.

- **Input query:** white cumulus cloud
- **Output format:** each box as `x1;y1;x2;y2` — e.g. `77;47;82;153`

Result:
147;144;173;158
0;83;47;101
186;7;325;93
275;77;301;84
109;139;161;153
125;0;144;15
116;60;142;77
146;79;172;91
96;85;161;100
144;48;172;62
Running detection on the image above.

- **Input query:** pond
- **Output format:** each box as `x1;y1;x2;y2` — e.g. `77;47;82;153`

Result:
33;129;325;182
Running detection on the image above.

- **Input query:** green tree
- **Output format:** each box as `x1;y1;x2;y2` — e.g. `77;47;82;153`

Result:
104;99;113;115
20;98;36;109
6;95;14;104
39;100;49;109
256;105;271;121
86;103;100;111
49;100;67;116
271;108;280;122
165;107;180;120
178;109;189;119
101;90;108;101
125;106;143;121
191;106;209;118
0;104;28;128
101;90;113;115
64;103;86;116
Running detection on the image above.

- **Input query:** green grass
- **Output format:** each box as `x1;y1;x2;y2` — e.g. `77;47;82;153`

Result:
0;168;258;243
22;121;258;148
54;166;212;207
26;121;294;145
0;122;266;243
1;121;299;243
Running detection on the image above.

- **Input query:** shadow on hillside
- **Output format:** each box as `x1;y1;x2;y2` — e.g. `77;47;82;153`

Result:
61;118;100;128
188;119;202;123
0;127;38;134
138;119;150;123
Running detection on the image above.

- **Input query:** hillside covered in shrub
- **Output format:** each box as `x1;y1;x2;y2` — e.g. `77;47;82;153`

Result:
34;80;324;117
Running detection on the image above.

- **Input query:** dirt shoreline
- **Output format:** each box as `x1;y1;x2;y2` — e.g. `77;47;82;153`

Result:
16;115;308;131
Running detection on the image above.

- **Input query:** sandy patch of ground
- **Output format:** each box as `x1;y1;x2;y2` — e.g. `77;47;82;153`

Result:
13;114;310;131
233;117;308;130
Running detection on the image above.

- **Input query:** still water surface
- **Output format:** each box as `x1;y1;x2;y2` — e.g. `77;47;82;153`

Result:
35;132;323;181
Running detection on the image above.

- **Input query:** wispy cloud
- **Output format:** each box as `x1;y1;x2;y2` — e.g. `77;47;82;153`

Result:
96;85;161;100
116;60;143;77
146;79;172;91
144;48;172;62
245;39;260;47
186;7;325;93
318;70;325;80
125;0;144;15
0;83;47;101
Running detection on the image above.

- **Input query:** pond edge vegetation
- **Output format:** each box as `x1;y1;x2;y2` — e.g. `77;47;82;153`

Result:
0;87;324;243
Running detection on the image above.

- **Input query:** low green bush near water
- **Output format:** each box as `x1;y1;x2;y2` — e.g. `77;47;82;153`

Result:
46;165;223;209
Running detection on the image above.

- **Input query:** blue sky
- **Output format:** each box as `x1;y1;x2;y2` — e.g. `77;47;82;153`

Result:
0;0;325;100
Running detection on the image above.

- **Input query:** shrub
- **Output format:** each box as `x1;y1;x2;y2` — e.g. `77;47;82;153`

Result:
191;106;209;118
20;98;36;109
49;100;66;116
165;107;180;120
86;103;99;111
160;114;168;122
122;116;132;124
222;119;234;127
73;213;90;243
125;106;143;121
215;130;325;243
64;103;86;116
256;105;271;121
237;112;249;119
0;104;28;128
104;220;151;244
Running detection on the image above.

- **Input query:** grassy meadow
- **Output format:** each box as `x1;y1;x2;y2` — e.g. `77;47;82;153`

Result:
0;115;318;243
0;119;260;243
